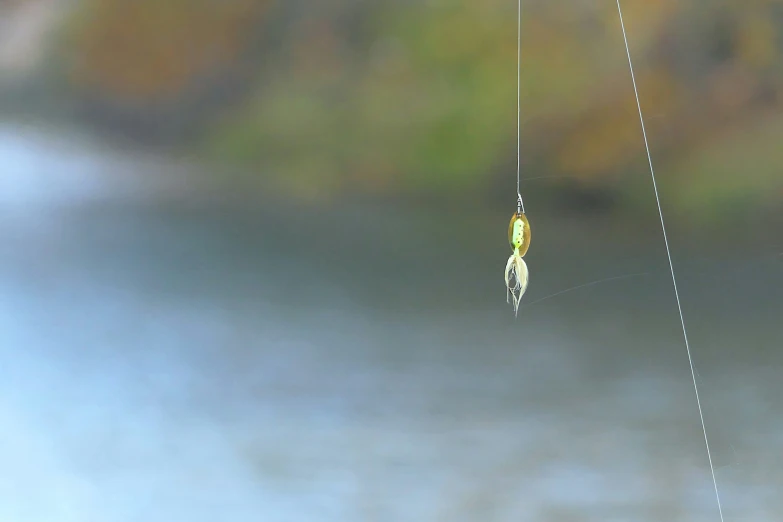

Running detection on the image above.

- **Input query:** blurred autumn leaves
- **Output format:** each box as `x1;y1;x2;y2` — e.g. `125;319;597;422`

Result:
14;0;783;216
65;0;269;102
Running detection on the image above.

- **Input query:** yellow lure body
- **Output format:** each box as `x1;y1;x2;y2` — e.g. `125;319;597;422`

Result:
508;212;531;256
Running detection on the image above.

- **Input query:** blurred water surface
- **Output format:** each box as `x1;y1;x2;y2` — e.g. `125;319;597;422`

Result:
1;124;782;521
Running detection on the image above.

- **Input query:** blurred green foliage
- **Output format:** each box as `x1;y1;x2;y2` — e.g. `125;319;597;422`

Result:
6;0;783;218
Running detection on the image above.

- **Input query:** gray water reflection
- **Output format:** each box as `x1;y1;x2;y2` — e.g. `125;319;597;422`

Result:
1;126;782;521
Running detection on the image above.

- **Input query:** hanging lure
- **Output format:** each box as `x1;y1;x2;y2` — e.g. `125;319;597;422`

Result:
505;197;530;316
506;0;530;316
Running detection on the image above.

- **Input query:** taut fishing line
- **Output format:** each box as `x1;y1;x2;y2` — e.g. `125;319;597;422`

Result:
614;0;725;520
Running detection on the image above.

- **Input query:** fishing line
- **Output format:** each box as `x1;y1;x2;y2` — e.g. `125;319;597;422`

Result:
516;0;524;214
614;1;725;520
521;272;649;309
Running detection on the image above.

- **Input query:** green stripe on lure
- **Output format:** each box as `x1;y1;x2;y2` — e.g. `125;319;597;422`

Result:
505;212;530;316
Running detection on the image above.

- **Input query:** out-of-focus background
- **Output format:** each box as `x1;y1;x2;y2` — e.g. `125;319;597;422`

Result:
0;0;781;520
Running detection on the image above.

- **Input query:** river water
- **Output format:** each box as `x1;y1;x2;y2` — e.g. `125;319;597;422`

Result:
0;124;781;521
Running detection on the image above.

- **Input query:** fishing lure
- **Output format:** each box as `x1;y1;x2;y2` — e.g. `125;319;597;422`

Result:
505;201;530;316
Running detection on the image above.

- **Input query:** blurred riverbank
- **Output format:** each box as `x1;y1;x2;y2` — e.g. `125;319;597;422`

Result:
1;0;782;224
